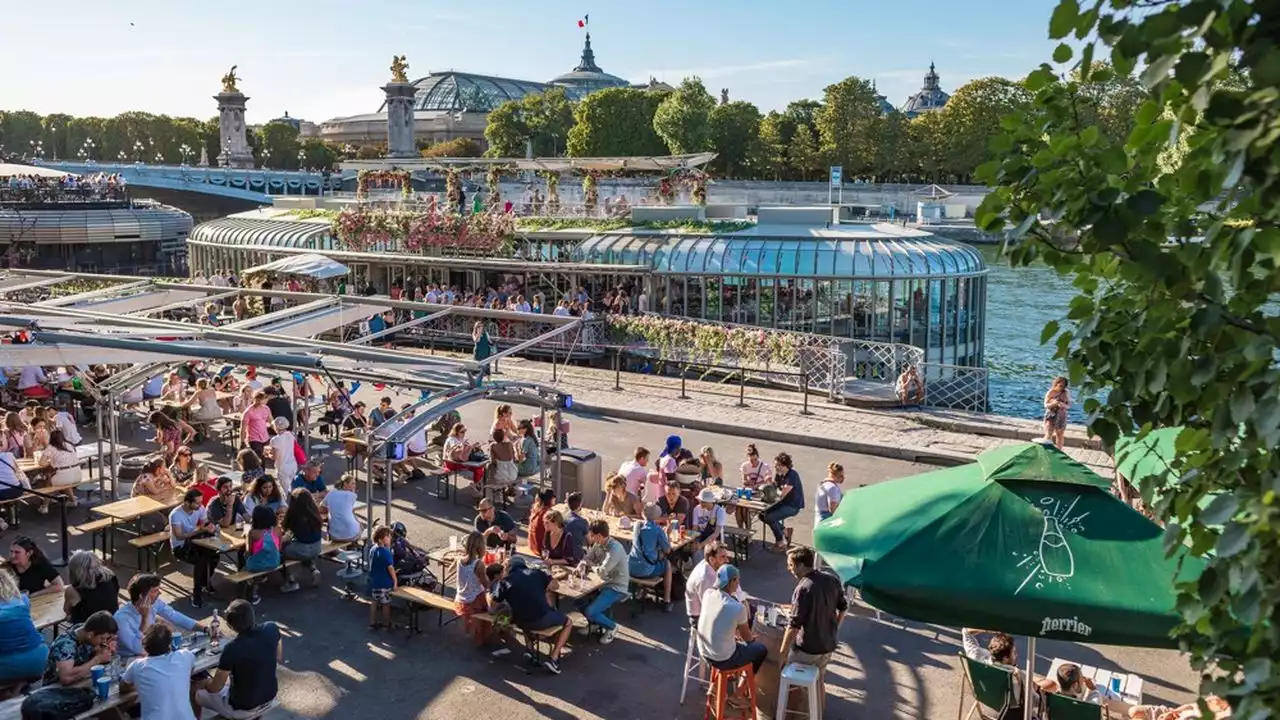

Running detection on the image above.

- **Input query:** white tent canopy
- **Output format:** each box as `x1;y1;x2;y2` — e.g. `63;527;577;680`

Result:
0;162;71;179
243;253;350;280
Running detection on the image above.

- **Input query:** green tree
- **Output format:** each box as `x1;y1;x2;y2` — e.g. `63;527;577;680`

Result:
1069;63;1149;148
708;101;762;178
355;143;386;160
566;87;666;157
942;77;1031;181
786;124;821;181
298;138;339;170
909;110;951;182
873;112;913;182
0;110;44;157
525;87;575;157
781;99;822;140
976;1;1279;715
255;120;301;169
756;111;788;180
814;76;883;178
653;77;717;154
421;137;482;157
483;100;529;157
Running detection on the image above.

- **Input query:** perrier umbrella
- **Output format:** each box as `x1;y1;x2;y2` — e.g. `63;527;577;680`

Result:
814;442;1204;647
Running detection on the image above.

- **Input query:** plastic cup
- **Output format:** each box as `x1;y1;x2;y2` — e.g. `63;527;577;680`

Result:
95;676;110;701
1110;677;1122;694
448;535;458;551
90;665;105;683
171;635;182;651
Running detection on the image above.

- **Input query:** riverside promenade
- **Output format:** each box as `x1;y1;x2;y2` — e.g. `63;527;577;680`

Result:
467;352;1112;474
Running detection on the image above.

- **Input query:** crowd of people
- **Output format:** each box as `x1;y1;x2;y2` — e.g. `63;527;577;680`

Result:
1;171;129;204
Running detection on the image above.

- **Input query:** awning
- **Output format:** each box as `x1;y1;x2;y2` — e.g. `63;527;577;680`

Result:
228;299;387;339
244;253;349;280
74;289;210;315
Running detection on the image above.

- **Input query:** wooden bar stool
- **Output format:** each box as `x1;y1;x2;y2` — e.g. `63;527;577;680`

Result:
703;663;759;720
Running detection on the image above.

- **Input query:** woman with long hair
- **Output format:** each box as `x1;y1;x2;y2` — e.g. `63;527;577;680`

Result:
63;550;120;623
1042;376;1071;449
698;445;724;487
452;531;491;646
443;423;485;486
149;410;193;462
244;474;287;515
7;536;63;597
243;505;281;604
514;419;540;479
486;427;518;488
169;445;198;486
541;509;581;566
0;568;48;695
491;404;517;442
131;456;177;500
282;488;324;590
322;474;362;543
1;413;25;458
37;428;81;511
236;448;265;488
527;489;555;557
186;377;222;423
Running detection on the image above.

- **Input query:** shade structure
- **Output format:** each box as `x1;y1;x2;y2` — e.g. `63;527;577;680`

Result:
814;442;1204;648
243;252;349;279
1114;427;1181;485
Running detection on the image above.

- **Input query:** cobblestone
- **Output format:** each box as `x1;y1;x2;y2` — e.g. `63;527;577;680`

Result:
470;354;1116;477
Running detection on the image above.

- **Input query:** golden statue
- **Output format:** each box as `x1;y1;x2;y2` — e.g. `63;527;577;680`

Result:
220;65;240;93
390;55;409;83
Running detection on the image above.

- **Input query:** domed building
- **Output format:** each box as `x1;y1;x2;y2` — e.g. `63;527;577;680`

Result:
901;63;951;118
319;34;631;147
872;81;895;115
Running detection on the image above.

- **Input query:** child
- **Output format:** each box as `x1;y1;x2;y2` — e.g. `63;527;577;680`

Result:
367;526;397;630
243;505;281;605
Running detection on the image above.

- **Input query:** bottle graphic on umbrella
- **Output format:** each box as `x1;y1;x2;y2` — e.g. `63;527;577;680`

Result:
1038;515;1075;579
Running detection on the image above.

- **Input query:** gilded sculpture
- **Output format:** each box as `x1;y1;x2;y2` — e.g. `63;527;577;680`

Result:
390;55;409;83
220;65;240;93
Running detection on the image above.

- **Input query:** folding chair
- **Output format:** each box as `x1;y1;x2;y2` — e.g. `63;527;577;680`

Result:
1043;692;1106;720
958;653;1016;720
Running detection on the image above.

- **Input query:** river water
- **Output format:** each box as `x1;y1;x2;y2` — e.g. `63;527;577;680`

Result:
975;245;1084;422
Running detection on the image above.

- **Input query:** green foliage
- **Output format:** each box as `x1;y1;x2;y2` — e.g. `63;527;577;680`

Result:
515;217;753;233
941;77;1032;181
255;121;301;170
786;125;821;181
909;110;951;182
756;112;787;180
283;209;337;221
708;101;762;178
0;110;44;154
653;77;717;155
815;76;883;176
420;137;483;158
566;87;667;157
483;87;576;158
297;138;339;170
976;1;1280;715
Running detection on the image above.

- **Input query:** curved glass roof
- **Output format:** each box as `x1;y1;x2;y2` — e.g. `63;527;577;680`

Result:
190;218;329;249
376;72;554;114
573;230;987;279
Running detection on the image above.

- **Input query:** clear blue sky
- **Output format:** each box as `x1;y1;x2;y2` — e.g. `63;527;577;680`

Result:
1;0;1061;124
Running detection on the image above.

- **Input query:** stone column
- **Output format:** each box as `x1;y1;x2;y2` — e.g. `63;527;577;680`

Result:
214;91;254;168
382;82;418;158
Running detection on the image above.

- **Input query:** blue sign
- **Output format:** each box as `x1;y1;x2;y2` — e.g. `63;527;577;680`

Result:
829;165;843;187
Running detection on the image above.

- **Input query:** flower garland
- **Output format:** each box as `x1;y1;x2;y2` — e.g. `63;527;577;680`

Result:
356;169;412;199
543;172;560;215
485;166;505;210
332;205;515;253
687;169;709;206
606;314;801;367
445;168;462;207
654;169;710;206
582;171;600;215
657;176;675;205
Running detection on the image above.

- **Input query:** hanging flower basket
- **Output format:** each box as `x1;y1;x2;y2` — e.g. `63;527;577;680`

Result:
605;314;800;367
582;171;600;215
332;205;515;254
356;169;412;199
544;172;560;215
486;166;508;210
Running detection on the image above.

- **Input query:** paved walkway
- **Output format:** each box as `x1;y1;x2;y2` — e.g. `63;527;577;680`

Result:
467;353;1114;476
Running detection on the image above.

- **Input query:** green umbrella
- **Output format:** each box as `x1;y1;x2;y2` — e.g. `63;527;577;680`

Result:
815;442;1203;648
1114;427;1181;486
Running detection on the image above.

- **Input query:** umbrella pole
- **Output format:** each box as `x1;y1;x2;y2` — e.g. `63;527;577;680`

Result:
1023;636;1036;720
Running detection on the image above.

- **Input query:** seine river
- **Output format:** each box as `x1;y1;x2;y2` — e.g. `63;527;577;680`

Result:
975;244;1083;422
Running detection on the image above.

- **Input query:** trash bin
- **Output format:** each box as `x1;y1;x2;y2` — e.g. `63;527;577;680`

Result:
553;448;602;509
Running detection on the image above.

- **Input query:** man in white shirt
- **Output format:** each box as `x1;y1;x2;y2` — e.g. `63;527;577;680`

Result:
696;565;767;674
54;409;82;445
684;540;747;622
115;574;206;658
208;272;228;288
120;624;198;720
617;447;650;497
637;291;649;314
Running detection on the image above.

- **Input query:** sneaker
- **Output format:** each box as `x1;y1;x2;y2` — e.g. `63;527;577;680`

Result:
280;581;300;594
575;625;592;637
250;591;262;606
599;628;616;645
190;597;204;609
311;568;322;584
662;602;673;614
542;658;561;675
36;503;49;515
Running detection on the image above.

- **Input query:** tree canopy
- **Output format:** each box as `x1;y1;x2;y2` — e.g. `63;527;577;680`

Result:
565;87;667;157
708;101;762;178
483;88;575;158
976;0;1278;715
653;77;718;155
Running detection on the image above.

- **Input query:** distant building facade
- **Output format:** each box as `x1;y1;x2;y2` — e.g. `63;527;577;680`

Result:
900;63;951;118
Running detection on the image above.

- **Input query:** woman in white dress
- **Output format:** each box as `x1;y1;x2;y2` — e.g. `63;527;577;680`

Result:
266;416;299;485
185;378;223;423
37;429;81;510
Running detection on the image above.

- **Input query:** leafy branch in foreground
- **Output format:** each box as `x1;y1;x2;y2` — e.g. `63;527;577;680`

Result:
976;0;1279;716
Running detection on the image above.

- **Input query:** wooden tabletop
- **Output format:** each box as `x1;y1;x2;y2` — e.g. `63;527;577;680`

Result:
193;503;367;553
547;567;606;601
92;493;183;521
554;505;695;551
29;588;67;630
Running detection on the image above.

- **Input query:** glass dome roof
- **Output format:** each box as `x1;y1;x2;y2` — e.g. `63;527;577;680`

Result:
376;72;554;114
573;228;987;280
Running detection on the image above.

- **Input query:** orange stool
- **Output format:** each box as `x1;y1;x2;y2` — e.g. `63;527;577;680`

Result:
703;663;759;719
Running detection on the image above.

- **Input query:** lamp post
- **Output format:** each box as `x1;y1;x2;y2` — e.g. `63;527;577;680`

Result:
117;150;127;164
81;138;96;164
179;143;193;166
132;140;144;163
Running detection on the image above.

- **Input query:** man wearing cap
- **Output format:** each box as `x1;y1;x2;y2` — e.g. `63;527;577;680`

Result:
684;540;748;623
696;564;767;675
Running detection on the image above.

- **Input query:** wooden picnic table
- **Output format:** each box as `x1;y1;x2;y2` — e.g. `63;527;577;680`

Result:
555;505;696;553
29;588;67;631
91;493;183;522
16;445;99;475
193;502;367;553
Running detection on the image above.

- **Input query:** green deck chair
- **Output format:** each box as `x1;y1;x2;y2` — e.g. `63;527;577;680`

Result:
1043;692;1106;720
958;653;1016;720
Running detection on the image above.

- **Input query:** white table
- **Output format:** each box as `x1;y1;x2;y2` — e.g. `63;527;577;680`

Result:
1047;657;1144;706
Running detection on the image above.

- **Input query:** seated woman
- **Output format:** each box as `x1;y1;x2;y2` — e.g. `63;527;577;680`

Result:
168;446;199;487
243;474;287;516
185;377;223;425
452;532;491;647
527;489;555;556
281;488;324;591
63;550;120;624
540;510;582;566
0;568;48;698
149;411;194;463
514;420;540;480
697;446;725;487
628;504;673;611
601;473;643;519
487;428;518;488
159;372;185;402
237;448;265;488
24;417;50;459
8;536;63;597
442;423;486;486
243;505;282;605
131;457;178;500
322;474;362;544
36;429;81;512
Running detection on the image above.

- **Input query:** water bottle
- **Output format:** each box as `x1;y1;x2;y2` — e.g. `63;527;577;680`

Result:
209;610;221;649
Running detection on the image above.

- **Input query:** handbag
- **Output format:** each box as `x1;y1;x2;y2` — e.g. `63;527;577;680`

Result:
292;440;307;466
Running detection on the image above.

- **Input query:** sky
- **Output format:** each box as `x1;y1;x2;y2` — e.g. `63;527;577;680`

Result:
1;0;1062;125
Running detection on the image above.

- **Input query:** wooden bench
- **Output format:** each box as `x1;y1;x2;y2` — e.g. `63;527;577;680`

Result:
393;586;462;634
222;542;343;593
517;621;567;674
128;529;172;572
70;516;116;554
723;526;751;563
629;576;664;615
209;697;279;720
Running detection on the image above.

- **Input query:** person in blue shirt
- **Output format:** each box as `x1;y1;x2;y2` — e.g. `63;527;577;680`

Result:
291;461;327;499
0;568;49;687
367;526;397;631
628;504;673;612
761;452;805;551
113;573;207;659
367;312;387;338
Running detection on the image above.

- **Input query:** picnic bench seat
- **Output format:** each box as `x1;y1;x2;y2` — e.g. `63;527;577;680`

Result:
209;697;279;720
723;526;751;562
222;542;343;591
70;516;116;554
629;575;664;615
128;529;172;572
394;586;462;634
